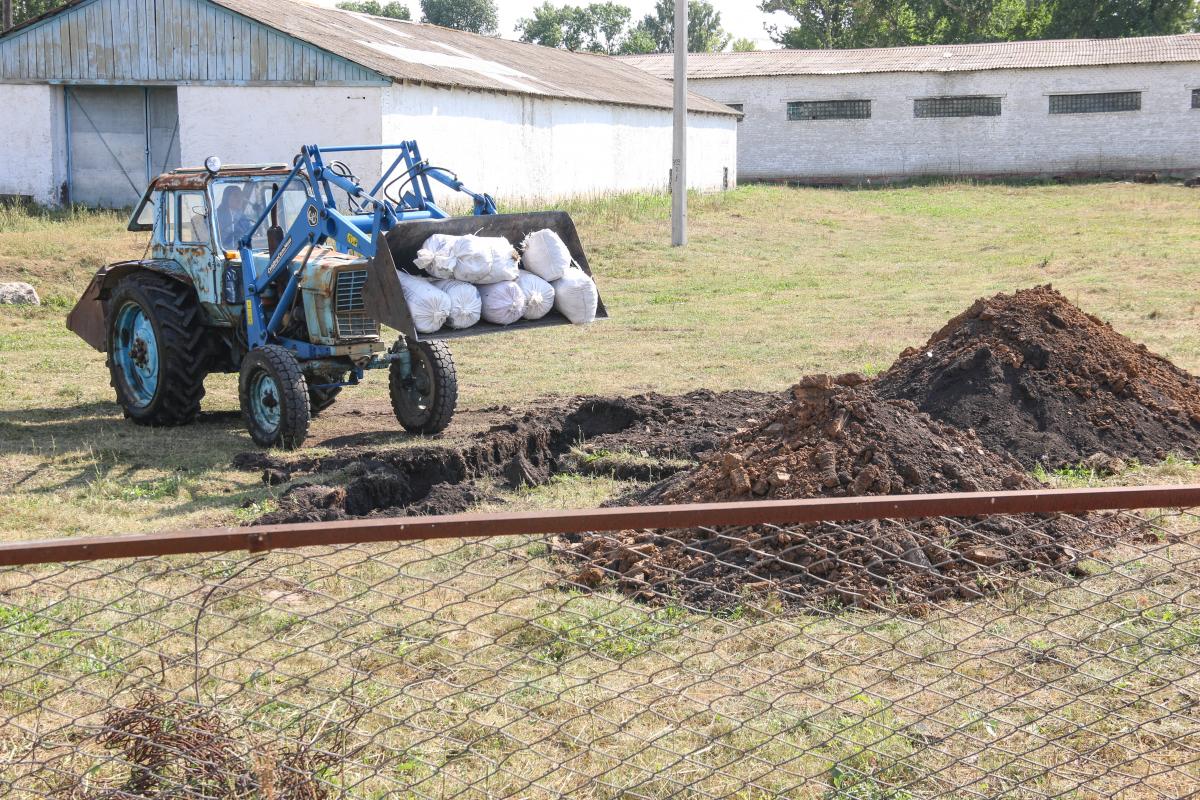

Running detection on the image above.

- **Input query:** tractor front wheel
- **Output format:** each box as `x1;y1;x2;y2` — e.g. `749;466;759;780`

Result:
239;345;311;449
389;340;457;435
106;273;207;426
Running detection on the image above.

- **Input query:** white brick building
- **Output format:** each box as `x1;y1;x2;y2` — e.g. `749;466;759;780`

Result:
0;0;737;208
622;36;1200;183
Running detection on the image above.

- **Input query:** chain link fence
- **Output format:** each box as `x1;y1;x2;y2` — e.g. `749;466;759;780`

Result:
2;494;1200;798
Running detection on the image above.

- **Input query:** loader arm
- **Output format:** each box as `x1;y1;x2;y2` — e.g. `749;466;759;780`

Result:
236;142;497;354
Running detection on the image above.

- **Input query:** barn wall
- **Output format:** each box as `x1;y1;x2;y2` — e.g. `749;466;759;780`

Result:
381;84;737;203
689;63;1200;181
176;85;385;186
0;0;386;86
0;84;64;204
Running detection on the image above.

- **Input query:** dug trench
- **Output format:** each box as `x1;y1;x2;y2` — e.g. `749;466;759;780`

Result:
235;389;787;525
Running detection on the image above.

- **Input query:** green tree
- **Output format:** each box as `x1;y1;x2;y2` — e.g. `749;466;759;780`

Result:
619;25;659;53
762;0;1196;48
336;0;412;19
731;37;758;50
623;0;732;53
10;0;59;27
1040;0;1197;38
515;2;632;53
420;0;498;33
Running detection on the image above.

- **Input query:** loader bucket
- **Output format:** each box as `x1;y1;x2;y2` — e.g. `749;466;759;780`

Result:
363;237;419;343
375;211;607;341
66;271;108;352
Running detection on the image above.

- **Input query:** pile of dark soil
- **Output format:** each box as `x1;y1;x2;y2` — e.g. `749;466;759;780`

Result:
555;375;1128;611
876;285;1200;469
241;389;783;525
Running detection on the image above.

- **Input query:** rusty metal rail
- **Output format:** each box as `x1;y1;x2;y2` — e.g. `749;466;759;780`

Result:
3;484;1199;568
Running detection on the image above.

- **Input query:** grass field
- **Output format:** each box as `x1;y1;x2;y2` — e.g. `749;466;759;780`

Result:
2;181;1200;540
3;181;1200;799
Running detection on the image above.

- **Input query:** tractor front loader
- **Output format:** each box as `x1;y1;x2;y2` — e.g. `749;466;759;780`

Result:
67;143;605;449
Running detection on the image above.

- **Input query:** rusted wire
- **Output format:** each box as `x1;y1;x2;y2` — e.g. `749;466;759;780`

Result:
2;485;1199;567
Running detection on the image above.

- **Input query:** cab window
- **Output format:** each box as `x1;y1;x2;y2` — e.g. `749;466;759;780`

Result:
215;179;309;250
131;190;159;230
178;192;209;245
158;192;174;244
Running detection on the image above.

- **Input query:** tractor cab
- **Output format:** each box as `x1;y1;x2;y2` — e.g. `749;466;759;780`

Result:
126;164;312;324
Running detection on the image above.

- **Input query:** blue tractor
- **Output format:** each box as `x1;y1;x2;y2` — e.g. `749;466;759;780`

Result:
67;143;604;449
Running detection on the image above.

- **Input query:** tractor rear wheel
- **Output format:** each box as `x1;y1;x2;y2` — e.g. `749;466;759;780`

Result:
389;340;456;435
239;345;310;449
106;273;207;426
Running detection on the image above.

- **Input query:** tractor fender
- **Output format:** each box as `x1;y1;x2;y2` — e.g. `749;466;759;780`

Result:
66;260;195;352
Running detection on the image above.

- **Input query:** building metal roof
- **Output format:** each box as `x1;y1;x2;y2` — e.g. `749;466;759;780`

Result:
620;34;1200;79
0;0;735;115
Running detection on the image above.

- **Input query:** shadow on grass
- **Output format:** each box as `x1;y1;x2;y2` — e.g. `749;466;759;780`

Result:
0;402;252;486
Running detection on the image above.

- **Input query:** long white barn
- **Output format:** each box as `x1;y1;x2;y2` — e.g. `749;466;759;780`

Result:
0;0;738;207
622;36;1200;183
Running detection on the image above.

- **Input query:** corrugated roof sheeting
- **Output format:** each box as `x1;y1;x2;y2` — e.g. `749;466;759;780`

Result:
620;34;1200;78
0;0;386;84
0;0;735;114
211;0;733;114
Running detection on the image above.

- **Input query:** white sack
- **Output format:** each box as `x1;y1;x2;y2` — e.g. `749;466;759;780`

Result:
551;267;599;325
476;237;520;284
396;271;451;333
432;279;483;329
443;235;518;284
516;270;555;320
414;234;457;280
520;228;571;281
476;280;527;326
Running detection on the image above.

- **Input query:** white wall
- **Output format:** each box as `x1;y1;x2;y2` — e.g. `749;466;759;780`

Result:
177;86;386;188
0;84;65;205
690;63;1200;181
381;84;737;204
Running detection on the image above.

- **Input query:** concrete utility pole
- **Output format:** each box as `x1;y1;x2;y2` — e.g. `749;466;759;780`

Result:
670;0;687;246
2;0;13;33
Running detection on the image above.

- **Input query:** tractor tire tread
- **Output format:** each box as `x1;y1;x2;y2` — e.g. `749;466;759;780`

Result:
390;340;457;435
239;345;310;450
108;272;207;427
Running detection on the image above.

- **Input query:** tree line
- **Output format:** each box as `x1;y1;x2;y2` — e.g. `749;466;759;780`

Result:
4;0;1197;51
764;0;1200;50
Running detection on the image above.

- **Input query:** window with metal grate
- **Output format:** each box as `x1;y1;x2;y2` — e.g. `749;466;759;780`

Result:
914;96;1002;118
787;99;871;121
1049;92;1141;114
1193;89;1200;109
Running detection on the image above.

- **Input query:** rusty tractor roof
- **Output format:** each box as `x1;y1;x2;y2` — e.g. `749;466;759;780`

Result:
151;165;295;192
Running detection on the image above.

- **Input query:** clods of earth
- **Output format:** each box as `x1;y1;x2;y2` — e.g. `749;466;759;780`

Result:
555;375;1128;611
237;286;1198;611
877;285;1200;469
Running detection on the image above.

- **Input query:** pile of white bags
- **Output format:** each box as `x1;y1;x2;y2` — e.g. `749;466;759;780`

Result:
404;229;597;331
477;281;527;326
415;234;518;284
552;267;599;325
516;271;555;320
396;272;451;334
520;228;572;281
431;279;482;329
